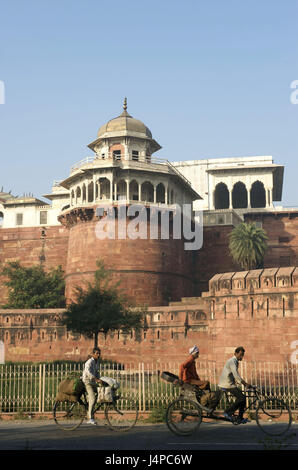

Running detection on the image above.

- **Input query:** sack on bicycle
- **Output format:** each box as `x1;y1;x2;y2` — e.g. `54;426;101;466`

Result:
199;390;222;409
97;376;120;403
181;385;221;410
55;377;86;403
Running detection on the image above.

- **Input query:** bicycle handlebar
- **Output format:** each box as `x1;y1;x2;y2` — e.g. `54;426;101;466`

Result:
244;385;261;395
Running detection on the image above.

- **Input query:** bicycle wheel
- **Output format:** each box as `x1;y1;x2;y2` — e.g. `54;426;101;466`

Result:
256;397;292;436
53;400;86;431
105;398;138;431
166;398;202;436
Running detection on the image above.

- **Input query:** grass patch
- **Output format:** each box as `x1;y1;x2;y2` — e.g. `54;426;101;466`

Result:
14;409;30;420
145;404;168;423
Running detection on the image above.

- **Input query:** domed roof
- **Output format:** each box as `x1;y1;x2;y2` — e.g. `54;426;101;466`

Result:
97;98;152;139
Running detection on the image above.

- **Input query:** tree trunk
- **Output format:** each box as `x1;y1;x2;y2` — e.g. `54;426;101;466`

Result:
94;331;98;348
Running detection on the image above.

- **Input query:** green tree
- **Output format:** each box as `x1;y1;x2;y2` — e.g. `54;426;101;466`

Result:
229;222;268;271
1;262;65;308
61;260;144;348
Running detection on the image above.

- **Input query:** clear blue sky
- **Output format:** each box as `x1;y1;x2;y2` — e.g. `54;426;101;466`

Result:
0;0;297;206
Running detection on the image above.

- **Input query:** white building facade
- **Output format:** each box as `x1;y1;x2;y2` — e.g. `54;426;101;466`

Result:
172;155;284;213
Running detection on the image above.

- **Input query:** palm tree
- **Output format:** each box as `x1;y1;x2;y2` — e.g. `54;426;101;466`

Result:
229;222;268;271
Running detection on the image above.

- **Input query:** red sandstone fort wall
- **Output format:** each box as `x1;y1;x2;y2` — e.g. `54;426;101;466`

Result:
195;213;298;294
0;211;297;366
195;225;238;294
244;212;298;268
1;267;297;365
0;226;69;304
0;211;296;307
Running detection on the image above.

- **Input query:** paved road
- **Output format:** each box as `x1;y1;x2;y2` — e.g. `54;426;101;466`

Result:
0;420;297;451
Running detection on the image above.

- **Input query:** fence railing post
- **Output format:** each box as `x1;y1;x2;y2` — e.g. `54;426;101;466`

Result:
138;363;142;412
38;364;42;413
142;363;145;412
42;364;46;413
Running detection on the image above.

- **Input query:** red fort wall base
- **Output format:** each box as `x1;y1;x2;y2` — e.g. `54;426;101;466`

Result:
1;267;297;365
195;212;298;294
0;225;69;305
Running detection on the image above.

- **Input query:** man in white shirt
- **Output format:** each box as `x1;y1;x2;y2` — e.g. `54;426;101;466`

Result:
82;347;102;425
218;346;252;424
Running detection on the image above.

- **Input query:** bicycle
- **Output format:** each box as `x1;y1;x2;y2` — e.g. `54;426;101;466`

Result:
53;379;138;432
161;371;292;437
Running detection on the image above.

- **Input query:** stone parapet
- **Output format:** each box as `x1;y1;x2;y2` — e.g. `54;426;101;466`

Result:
207;267;298;296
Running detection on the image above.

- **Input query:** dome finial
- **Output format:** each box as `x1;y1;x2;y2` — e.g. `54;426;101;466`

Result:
123;97;127;111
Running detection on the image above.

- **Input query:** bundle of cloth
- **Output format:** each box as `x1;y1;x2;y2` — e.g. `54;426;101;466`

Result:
97;376;120;403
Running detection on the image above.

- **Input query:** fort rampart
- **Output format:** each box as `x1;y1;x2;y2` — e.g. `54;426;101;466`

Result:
1;267;297;365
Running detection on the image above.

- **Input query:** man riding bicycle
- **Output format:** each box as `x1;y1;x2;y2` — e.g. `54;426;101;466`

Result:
218;346;252;424
82;347;103;425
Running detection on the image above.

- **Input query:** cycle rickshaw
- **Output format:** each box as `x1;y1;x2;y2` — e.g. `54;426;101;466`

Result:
161;371;292;437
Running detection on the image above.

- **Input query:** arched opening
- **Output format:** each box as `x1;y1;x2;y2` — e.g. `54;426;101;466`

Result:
98;177;110;200
232;182;248;209
156;183;165;203
129;180;139;201
141;181;154;202
87;182;94;203
76;187;81;204
0;211;3;227
214;183;229;209
250;181;266;208
82;184;87;203
117;179;127;201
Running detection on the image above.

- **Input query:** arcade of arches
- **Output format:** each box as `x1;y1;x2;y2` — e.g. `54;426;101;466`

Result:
70;178;175;206
214;180;269;210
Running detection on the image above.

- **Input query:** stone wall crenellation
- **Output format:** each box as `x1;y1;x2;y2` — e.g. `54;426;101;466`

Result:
206;266;298;295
